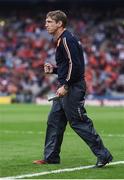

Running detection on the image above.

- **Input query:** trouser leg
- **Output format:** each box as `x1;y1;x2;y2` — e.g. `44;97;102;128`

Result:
62;81;112;160
69;112;111;159
44;100;67;163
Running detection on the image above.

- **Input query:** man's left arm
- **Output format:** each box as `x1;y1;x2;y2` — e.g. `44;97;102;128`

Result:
57;37;79;96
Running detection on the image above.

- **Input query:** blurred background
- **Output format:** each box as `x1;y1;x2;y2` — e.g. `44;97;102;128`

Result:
0;0;124;105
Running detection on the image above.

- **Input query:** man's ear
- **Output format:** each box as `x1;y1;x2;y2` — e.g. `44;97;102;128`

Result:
57;21;63;27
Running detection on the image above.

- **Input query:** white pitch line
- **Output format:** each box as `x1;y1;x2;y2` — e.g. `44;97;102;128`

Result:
1;161;124;179
1;130;124;137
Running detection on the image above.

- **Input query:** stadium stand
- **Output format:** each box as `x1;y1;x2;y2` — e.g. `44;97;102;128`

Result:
0;3;124;103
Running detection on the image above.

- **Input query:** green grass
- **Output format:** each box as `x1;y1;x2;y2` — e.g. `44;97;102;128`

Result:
0;104;124;179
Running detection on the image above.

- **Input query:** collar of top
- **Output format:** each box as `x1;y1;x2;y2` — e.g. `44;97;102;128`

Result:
56;29;67;47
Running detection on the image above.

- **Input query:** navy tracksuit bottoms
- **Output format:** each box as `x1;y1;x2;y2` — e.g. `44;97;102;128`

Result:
44;80;111;163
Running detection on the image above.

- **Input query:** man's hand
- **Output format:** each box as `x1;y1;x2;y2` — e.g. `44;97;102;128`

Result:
56;85;68;97
44;63;53;74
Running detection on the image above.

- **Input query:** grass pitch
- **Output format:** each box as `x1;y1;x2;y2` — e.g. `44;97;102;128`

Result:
0;104;124;179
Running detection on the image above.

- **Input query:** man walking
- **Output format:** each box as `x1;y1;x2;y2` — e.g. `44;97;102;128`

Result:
33;10;113;167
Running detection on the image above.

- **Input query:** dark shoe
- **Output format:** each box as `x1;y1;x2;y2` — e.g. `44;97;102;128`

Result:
95;155;113;168
33;159;60;165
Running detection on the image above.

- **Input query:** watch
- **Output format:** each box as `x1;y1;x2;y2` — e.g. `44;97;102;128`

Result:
63;84;69;91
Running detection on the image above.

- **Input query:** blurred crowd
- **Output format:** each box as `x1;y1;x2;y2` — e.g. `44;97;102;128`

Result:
0;8;124;102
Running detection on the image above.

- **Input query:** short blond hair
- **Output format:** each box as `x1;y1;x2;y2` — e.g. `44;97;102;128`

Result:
46;10;67;28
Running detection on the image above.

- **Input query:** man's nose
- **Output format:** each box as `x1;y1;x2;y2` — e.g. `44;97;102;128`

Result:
45;23;47;27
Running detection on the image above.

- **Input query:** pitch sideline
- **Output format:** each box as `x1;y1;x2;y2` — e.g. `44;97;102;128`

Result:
1;161;124;179
1;130;124;138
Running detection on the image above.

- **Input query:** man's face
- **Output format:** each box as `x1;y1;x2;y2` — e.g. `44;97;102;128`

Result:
45;16;60;35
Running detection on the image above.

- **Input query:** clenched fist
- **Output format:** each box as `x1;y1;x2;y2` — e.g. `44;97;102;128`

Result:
44;63;53;74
